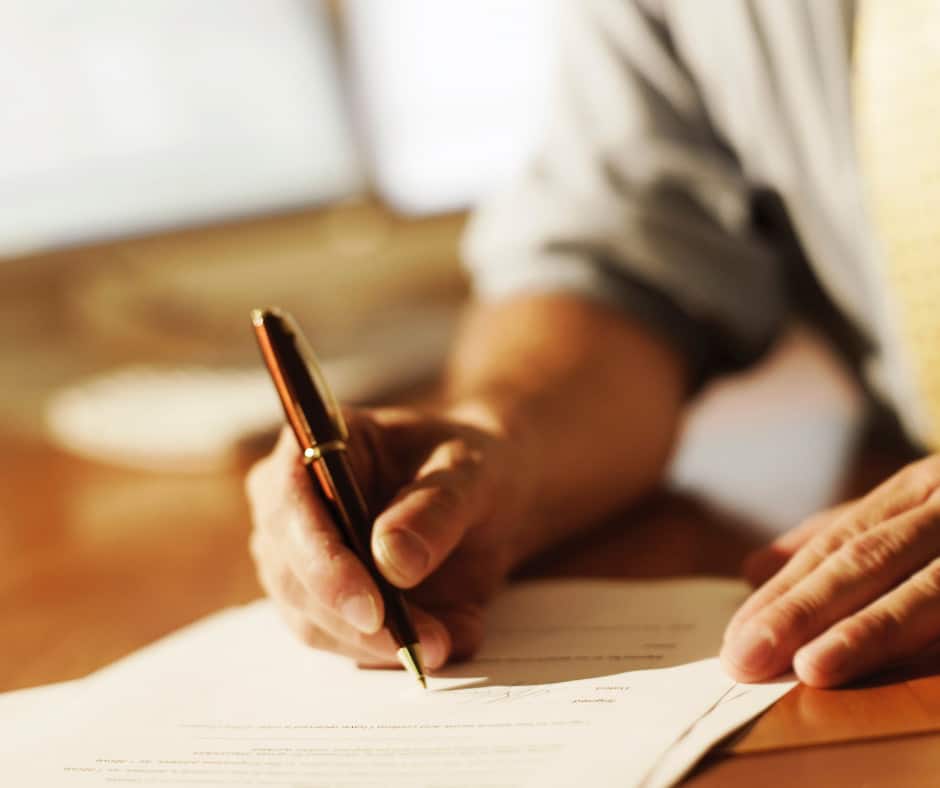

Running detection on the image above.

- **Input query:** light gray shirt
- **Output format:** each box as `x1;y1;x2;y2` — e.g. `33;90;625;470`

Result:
463;0;928;445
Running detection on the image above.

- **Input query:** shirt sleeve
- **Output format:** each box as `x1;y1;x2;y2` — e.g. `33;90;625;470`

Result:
461;0;787;388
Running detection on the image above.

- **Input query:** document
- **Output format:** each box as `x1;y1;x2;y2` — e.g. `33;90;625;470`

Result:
3;579;794;787
642;678;788;788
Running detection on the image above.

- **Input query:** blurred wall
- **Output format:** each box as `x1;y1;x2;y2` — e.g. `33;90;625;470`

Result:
0;0;566;257
0;0;362;257
343;0;559;213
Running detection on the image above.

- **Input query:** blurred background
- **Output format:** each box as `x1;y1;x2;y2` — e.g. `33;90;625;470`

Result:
0;0;890;695
1;0;557;470
1;0;866;540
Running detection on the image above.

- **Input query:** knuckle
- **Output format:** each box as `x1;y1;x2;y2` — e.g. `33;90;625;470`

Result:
450;438;485;470
396;480;465;530
805;532;845;564
244;456;272;502
302;526;346;566
272;565;306;607
914;559;940;596
434;438;484;480
917;499;940;530
840;608;901;648
898;459;940;501
765;594;821;640
429;480;465;517
806;518;869;563
836;532;899;575
298;549;360;607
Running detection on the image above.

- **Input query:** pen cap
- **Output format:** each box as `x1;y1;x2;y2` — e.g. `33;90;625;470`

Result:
251;308;349;451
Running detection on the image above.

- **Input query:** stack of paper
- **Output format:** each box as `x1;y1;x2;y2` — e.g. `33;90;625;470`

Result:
1;579;793;787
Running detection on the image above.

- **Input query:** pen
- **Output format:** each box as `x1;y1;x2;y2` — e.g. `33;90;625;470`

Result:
250;307;427;689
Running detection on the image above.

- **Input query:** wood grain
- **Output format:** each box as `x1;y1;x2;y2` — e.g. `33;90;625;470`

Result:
0;433;262;691
729;649;940;753
689;730;940;788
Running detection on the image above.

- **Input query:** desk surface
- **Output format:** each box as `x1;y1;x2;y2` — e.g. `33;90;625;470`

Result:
3;203;940;785
3;429;940;786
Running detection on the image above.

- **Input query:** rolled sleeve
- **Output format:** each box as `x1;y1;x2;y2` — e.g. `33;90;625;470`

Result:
462;0;786;387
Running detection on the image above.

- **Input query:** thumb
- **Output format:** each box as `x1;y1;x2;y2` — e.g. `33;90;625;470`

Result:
371;441;484;589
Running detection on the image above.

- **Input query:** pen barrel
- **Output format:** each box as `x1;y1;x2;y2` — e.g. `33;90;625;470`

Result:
307;452;420;649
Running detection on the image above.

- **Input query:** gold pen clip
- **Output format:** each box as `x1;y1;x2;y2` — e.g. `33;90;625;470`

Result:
251;308;349;463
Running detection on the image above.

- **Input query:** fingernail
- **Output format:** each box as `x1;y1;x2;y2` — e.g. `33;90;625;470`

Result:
375;530;430;582
722;623;777;679
338;592;381;634
795;636;850;683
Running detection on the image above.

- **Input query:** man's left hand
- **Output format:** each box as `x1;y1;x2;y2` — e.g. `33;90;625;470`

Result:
721;456;940;687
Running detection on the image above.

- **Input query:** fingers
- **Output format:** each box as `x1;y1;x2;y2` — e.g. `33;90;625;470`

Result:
275;603;452;670
248;428;386;635
723;513;868;648
254;527;453;669
433;603;487;661
794;557;940;687
281;478;384;634
372;440;487;589
725;462;940;645
742;502;853;587
247;413;504;674
247;424;490;672
721;502;940;682
275;605;388;666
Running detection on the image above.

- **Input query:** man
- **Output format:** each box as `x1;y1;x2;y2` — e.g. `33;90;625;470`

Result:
246;0;940;688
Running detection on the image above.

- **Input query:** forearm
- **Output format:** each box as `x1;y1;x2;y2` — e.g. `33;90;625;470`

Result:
440;293;689;565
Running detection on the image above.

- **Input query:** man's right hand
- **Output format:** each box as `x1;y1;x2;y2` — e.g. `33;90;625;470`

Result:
246;295;688;673
245;405;530;671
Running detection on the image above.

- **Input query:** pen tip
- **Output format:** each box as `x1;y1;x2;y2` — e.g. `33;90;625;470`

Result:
397;645;427;689
250;308;265;327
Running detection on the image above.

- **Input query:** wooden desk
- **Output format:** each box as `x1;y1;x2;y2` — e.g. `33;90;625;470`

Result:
3;202;939;784
3;426;939;785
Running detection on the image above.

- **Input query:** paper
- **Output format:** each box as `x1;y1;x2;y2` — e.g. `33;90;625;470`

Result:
3;579;794;787
640;675;793;788
0;680;81;727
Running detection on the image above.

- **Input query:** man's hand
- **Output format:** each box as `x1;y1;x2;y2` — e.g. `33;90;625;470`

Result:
245;294;687;673
246;405;528;671
721;455;940;687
